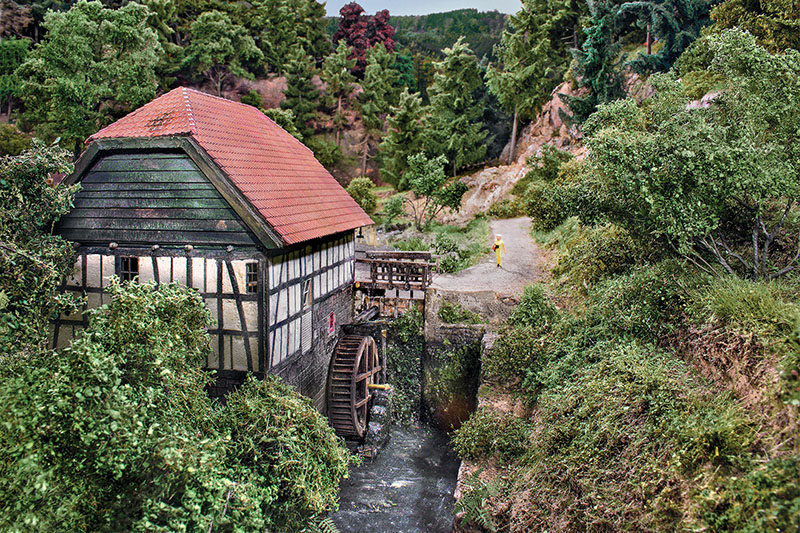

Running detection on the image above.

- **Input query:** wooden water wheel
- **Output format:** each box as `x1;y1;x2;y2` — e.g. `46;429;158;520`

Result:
327;335;383;439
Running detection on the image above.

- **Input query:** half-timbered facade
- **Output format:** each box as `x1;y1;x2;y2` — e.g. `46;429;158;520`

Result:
52;87;372;409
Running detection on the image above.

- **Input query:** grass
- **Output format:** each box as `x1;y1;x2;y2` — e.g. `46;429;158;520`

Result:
452;219;800;531
390;216;491;273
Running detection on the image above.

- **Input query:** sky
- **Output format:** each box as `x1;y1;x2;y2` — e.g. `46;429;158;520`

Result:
324;0;521;17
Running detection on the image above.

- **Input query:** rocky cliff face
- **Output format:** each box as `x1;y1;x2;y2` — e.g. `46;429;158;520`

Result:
445;81;589;223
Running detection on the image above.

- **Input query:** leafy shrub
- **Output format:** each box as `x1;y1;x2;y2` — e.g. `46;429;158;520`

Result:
308;138;343;170
452;408;531;461
680;70;726;100
0;142;79;357
433;232;459;255
240;89;263;108
220;376;352;530
587;261;702;343
482;325;549;384
387;307;424;424
0;123;31;156
525;180;568;232
509;284;559;330
0;281;350;532
486;196;524;219
553;223;644;291
392;235;429;251
345;176;377;214
513;145;574;195
381;194;405;225
438;300;481;324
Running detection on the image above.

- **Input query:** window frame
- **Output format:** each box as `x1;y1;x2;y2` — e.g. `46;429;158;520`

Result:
119;256;139;283
245;262;259;294
302;278;313;309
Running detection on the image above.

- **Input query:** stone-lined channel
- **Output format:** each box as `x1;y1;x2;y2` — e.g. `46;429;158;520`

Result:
330;424;460;533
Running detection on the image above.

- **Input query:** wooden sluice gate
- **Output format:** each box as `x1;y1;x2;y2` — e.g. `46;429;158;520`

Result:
354;250;437;317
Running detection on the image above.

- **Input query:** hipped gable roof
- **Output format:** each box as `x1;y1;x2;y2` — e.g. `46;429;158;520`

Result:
86;87;372;246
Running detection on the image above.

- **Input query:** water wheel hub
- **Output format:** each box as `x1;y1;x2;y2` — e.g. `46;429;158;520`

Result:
327;335;383;439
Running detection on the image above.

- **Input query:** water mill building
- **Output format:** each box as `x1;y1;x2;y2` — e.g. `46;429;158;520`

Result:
51;87;374;411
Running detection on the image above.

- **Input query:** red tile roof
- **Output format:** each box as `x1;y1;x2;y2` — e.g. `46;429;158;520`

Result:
88;87;372;246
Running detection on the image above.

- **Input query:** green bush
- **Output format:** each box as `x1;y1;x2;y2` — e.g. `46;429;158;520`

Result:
345;176;377;215
553;223;644;291
482;325;549;384
381;194;405;225
220;376;352;530
240;89;263;108
513;145;574;195
392;235;429;251
387;307;424;424
308;138;343;170
0;281;350;532
509;284;560;330
486;196;524;219
0;123;31;156
525;180;568;232
452;408;531;461
0;142;79;357
438;300;481;324
586;261;702;343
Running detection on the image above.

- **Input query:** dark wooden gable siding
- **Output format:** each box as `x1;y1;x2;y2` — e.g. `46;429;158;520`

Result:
57;151;259;247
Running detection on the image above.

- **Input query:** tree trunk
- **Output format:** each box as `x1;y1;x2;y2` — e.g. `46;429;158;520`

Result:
508;106;519;165
336;94;342;146
361;138;369;176
452;159;457;178
646;25;652;55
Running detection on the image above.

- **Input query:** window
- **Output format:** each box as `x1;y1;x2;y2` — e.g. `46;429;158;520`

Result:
302;279;312;309
120;256;139;282
245;262;258;294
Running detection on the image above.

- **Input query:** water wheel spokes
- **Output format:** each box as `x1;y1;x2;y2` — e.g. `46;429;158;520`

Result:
327;335;382;439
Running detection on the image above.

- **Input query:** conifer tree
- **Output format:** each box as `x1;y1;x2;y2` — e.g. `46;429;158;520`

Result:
560;0;625;124
0;36;29;116
357;43;399;175
425;37;488;177
295;0;331;61
248;0;296;74
487;0;559;163
621;0;712;73
378;88;424;189
321;41;356;146
280;45;320;139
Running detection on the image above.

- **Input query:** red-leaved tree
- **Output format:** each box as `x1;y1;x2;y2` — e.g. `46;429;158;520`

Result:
332;3;395;77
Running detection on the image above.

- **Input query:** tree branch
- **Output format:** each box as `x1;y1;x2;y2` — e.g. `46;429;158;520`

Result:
768;232;800;280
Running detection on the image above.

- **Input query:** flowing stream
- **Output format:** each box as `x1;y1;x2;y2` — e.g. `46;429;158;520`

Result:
330;424;460;533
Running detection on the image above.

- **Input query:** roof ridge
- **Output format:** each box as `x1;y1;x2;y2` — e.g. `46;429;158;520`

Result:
179;87;315;157
181;87;197;135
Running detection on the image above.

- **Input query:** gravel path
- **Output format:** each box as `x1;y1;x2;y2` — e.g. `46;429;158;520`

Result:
431;217;546;296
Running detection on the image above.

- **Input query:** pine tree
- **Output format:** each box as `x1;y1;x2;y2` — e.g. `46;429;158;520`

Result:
560;0;625;124
294;0;331;61
358;43;399;175
425;37;488;177
487;0;560;163
378;88;424;189
280;45;320;139
321;41;356;146
621;0;712;73
357;43;399;175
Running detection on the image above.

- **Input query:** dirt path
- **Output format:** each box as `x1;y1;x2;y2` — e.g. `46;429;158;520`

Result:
431;217;546;296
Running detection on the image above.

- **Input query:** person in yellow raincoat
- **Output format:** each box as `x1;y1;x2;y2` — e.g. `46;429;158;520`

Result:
492;234;505;268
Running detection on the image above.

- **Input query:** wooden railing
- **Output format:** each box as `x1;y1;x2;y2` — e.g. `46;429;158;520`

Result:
358;251;436;291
